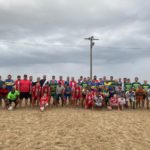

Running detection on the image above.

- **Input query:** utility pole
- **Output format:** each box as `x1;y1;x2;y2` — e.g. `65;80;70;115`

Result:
84;36;99;80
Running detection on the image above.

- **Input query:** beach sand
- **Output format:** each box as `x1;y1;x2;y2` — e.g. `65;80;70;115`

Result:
0;107;150;150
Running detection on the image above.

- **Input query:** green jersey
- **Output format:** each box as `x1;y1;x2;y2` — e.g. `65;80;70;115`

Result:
0;80;4;88
82;82;88;88
132;82;141;90
49;80;57;94
124;83;132;91
142;84;150;91
7;90;20;101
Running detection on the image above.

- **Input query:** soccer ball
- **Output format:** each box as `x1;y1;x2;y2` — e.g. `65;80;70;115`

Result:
40;107;45;112
8;106;13;111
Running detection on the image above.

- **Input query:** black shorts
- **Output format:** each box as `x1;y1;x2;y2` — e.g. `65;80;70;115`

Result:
20;92;30;99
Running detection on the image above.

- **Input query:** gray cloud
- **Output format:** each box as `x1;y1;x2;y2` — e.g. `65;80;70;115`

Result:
0;0;150;81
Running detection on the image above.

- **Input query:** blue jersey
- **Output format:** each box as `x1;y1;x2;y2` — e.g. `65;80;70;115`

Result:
5;79;14;91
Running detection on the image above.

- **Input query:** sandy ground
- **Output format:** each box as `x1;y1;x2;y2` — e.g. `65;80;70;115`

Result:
0;107;150;150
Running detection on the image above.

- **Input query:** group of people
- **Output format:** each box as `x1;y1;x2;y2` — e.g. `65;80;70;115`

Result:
0;74;149;111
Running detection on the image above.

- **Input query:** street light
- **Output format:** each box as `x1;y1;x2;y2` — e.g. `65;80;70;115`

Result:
84;36;99;80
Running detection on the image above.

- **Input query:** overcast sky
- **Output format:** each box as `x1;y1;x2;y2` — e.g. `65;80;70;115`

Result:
0;0;150;81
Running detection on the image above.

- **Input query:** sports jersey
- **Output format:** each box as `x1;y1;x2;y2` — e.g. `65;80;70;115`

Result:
41;86;50;97
7;90;20;101
124;83;132;91
90;82;98;90
58;80;65;85
64;86;72;94
20;80;31;92
97;81;104;87
81;82;88;88
15;80;21;91
132;82;141;90
32;85;41;97
40;95;49;107
49;80;57;94
5;79;14;91
0;88;9;97
69;81;76;89
0;80;4;88
142;84;150;91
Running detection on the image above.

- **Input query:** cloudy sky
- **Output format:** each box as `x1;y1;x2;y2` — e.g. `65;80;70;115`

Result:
0;0;150;81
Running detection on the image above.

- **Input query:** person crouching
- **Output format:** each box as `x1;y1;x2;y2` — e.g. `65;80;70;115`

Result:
85;89;94;109
6;87;20;110
40;92;49;111
109;94;120;110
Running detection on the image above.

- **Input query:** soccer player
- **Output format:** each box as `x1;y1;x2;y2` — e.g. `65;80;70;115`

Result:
49;76;57;105
20;75;31;107
0;84;9;108
85;89;94;109
132;77;141;91
142;80;150;109
93;92;103;108
56;82;65;106
41;82;50;105
40;75;48;87
39;92;49;111
58;76;65;86
74;84;81;106
124;79;132;92
135;86;145;109
32;82;41;107
65;76;70;86
109;94;120;110
64;84;72;105
5;75;14;91
15;75;21;91
5;87;20;110
0;75;4;89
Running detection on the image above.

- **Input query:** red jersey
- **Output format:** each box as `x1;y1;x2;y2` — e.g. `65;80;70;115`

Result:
41;86;50;97
40;96;49;107
58;80;65;85
110;97;119;105
32;85;41;97
75;87;81;97
20;80;31;92
85;92;94;107
15;80;21;91
69;81;76;90
0;88;9;97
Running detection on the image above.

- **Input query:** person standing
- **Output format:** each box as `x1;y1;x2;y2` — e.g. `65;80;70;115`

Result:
5;75;14;92
20;75;31;107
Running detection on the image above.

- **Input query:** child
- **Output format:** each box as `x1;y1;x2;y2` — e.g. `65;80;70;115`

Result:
109;94;119;110
40;92;49;111
85;90;94;109
94;92;103;108
41;82;50;105
126;88;135;109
